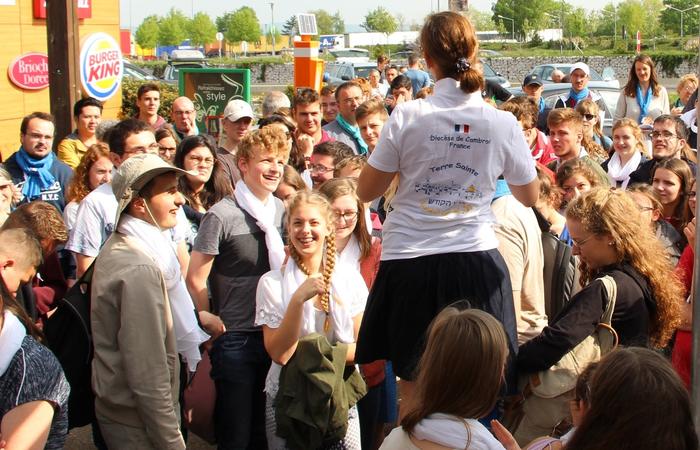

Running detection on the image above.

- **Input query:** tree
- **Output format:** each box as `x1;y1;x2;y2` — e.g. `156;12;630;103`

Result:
395;13;407;31
362;7;398;34
616;0;662;38
222;7;261;44
158;8;189;46
467;8;496;31
492;0;557;39
282;15;297;36
189;12;217;47
660;0;700;36
310;10;335;35
134;15;160;49
562;6;589;39
331;11;345;33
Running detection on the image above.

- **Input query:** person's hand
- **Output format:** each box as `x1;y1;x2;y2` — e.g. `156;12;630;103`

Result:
385;95;395;109
11;183;22;205
295;273;325;303
641;115;654;126
684;217;696;251
198;311;225;339
671;106;684;117
394;92;410;106
491;420;521;450
295;132;314;159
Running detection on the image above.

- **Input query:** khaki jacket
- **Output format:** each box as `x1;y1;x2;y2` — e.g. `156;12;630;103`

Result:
91;232;185;450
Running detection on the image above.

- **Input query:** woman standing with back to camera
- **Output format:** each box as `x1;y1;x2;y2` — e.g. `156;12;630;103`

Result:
355;11;539;415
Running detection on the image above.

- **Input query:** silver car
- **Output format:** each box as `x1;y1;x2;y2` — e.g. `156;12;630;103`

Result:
529;63;619;88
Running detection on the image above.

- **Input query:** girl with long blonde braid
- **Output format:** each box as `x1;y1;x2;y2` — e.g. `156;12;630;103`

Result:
255;191;368;449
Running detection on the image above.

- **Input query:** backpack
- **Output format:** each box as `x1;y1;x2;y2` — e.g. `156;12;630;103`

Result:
43;264;95;429
541;231;579;321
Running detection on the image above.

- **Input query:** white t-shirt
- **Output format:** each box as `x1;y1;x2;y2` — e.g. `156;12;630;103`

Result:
66;181;189;257
62;201;79;233
368;78;536;260
254;261;368;398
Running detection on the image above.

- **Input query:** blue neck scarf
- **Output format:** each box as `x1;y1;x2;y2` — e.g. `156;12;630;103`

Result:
538;97;545;113
636;84;653;124
335;115;368;155
567;87;590;106
14;147;55;200
492;179;512;202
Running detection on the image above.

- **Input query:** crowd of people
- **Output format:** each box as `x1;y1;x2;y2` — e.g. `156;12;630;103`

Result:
1;9;700;450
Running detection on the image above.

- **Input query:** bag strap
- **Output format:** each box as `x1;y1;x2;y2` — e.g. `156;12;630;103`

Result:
597;275;617;325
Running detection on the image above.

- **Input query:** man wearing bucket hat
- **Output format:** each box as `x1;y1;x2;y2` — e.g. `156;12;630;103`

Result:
218;99;254;186
91;153;208;450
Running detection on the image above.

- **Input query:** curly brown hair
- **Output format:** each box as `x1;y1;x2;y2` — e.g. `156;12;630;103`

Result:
66;143;111;203
566;188;681;347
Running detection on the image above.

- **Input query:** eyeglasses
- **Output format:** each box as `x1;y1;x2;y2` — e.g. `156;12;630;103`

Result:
650;131;677;140
582;113;596;121
341;96;363;105
173;110;195;116
571;234;596;247
334;211;359;223
187;155;215;166
125;142;160;155
159;145;176;154
310;164;334;174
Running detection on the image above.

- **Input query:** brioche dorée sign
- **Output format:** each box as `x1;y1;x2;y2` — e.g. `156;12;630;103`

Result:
33;0;92;19
7;53;49;90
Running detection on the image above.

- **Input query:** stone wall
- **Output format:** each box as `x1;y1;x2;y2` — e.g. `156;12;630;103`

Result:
233;56;696;86
483;56;696;85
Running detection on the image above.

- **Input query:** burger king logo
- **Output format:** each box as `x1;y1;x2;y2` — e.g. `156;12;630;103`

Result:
80;32;123;101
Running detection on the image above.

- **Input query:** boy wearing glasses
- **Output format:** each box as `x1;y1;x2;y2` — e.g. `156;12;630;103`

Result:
629;114;695;185
186;127;289;449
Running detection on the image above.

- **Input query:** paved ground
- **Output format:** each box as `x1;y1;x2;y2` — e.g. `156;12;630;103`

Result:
65;426;215;449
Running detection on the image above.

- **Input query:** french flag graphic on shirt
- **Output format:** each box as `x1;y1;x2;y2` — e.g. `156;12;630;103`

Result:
454;124;470;133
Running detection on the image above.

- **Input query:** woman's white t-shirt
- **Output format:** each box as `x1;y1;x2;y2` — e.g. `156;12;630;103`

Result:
255;261;368;398
368;78;536;260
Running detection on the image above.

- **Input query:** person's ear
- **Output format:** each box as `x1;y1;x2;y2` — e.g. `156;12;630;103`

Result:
109;152;122;167
237;157;249;176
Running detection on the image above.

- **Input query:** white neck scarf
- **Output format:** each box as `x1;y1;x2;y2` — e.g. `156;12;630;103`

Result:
607;151;642;189
234;180;285;270
0;311;26;377
412;413;506;450
118;214;209;372
281;258;356;344
337;234;361;272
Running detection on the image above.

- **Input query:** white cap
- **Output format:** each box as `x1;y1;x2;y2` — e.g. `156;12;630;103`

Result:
570;62;590;77
223;99;254;122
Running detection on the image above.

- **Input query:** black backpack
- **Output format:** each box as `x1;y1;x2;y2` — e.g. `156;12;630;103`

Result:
541;231;579;321
44;264;95;429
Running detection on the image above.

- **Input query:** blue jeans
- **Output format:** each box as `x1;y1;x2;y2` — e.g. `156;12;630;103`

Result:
210;330;271;450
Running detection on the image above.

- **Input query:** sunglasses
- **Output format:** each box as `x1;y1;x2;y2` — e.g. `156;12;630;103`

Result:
582;113;596;121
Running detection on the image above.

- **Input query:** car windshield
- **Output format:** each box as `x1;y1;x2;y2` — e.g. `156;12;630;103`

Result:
556;66;603;81
168;63;204;80
597;89;620;115
482;63;497;77
354;66;374;79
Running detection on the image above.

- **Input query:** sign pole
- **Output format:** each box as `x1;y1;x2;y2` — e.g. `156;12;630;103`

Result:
46;0;81;150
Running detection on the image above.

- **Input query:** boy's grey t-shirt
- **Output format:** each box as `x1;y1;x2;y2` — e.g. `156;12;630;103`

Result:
193;195;285;332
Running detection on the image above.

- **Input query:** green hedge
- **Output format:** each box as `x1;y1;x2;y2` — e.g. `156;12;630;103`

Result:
119;78;179;120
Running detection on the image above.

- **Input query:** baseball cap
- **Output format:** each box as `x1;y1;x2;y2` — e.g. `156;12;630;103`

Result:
112;153;190;224
570;62;590;77
223;99;254;122
523;74;543;87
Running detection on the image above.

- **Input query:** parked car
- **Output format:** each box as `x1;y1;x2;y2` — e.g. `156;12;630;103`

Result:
528;63;619;88
162;49;207;85
483;60;510;88
323;61;377;84
509;84;621;136
122;60;158;81
329;48;370;63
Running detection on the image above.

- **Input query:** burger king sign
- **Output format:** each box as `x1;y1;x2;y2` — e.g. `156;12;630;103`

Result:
80;33;123;102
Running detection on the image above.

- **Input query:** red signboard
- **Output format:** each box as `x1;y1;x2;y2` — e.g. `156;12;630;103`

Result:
33;0;92;19
7;53;49;90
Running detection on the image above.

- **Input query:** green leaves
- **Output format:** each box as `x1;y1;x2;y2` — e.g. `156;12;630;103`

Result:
362;7;398;34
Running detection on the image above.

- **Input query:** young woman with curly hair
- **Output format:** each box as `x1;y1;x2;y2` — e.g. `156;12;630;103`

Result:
518;188;682;438
63;143;113;232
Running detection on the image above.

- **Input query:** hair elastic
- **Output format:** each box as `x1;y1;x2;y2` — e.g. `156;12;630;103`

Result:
455;57;471;73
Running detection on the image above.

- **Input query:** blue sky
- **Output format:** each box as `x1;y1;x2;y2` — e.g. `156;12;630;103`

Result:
119;0;614;31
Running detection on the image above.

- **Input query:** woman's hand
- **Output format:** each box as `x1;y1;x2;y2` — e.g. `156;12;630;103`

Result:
294;273;325;304
491;420;522;450
295;132;314;160
685;218;696;252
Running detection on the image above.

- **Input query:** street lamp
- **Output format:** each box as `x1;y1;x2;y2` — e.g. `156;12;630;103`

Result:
665;4;700;38
498;15;515;41
269;2;276;56
544;12;563;54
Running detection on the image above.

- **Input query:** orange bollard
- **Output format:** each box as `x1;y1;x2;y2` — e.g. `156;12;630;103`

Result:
294;35;323;92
